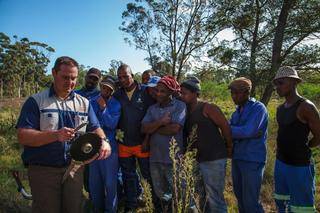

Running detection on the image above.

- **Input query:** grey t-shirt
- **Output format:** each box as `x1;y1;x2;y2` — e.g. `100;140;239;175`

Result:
142;98;186;163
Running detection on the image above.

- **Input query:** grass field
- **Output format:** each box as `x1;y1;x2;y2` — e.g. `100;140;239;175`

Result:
0;82;319;213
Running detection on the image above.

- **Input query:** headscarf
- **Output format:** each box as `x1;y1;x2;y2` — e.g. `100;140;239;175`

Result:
228;77;252;92
158;75;181;92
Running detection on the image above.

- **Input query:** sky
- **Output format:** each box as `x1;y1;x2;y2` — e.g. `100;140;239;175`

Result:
0;0;151;73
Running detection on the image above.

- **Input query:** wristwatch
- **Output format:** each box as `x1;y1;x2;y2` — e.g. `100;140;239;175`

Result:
101;137;110;144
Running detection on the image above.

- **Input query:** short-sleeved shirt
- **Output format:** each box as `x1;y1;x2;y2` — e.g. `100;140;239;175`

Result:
142;98;186;163
16;86;100;167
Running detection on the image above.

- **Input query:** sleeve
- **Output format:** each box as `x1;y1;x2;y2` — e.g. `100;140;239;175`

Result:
100;99;121;130
230;104;268;139
16;97;40;130
87;102;101;132
141;106;154;124
171;102;186;126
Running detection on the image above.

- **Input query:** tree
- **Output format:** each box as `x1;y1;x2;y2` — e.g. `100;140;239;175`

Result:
207;0;320;104
260;0;320;104
120;0;229;81
107;59;123;77
0;33;54;98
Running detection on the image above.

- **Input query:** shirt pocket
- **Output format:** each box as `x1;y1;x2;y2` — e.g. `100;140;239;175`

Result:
40;112;59;131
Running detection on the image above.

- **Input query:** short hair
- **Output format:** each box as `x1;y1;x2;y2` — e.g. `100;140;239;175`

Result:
53;56;79;71
117;63;133;75
142;69;156;76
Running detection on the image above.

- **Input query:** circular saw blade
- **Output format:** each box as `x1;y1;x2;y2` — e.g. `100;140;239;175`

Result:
69;132;101;162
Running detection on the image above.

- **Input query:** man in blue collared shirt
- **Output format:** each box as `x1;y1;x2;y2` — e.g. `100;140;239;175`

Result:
16;56;111;213
229;77;268;213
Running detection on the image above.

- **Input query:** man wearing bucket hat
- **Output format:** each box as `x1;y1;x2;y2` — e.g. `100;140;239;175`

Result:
273;66;320;212
229;77;268;213
89;76;121;212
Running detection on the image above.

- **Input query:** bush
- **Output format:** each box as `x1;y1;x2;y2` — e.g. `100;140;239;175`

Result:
298;83;320;101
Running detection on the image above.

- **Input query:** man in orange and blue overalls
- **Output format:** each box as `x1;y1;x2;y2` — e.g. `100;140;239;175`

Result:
113;64;155;212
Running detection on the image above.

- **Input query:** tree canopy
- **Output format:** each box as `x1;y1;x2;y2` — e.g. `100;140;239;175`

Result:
0;33;55;98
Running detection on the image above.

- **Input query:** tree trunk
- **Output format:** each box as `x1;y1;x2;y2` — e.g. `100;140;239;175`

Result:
0;79;3;98
260;0;295;105
248;0;261;97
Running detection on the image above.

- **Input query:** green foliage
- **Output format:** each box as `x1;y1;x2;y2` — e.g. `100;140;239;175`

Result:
120;0;229;81
170;131;200;213
200;81;230;101
0;107;31;211
206;0;320;104
298;83;320;101
0;32;55;98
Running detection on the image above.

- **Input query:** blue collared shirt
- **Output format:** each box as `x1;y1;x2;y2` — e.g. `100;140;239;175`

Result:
75;87;100;100
90;95;121;152
16;86;100;167
142;98;186;163
230;98;268;163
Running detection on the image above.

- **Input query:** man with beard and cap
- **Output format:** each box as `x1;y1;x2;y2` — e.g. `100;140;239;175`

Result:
141;75;186;212
229;77;268;213
89;76;121;212
76;67;101;100
180;76;233;213
273;67;320;213
113;64;155;212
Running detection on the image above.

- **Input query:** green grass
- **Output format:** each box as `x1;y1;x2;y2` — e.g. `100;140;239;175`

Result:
0;81;319;212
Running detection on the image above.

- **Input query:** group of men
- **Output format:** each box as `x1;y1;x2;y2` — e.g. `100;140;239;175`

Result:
16;56;320;213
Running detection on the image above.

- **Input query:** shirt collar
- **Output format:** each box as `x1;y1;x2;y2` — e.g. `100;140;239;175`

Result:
156;97;175;108
120;81;142;93
237;97;256;112
81;87;99;93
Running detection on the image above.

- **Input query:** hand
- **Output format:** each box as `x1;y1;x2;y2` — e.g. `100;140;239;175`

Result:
97;139;112;160
97;96;106;110
56;127;75;142
160;112;171;126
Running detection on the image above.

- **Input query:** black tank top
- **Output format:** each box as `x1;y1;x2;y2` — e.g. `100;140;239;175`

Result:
185;102;227;162
276;99;311;166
